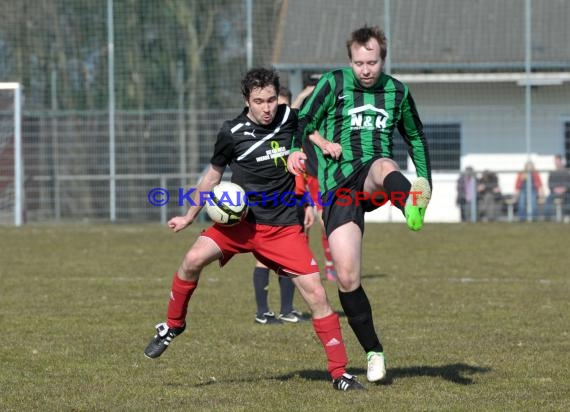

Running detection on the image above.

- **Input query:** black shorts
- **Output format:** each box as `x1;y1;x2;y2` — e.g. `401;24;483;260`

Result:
322;159;386;237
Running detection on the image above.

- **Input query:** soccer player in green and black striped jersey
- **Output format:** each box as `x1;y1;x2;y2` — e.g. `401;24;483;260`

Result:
288;25;432;384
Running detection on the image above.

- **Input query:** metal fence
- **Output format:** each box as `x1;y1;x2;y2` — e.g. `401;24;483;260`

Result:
2;106;570;225
1;1;569;224
8;109;238;224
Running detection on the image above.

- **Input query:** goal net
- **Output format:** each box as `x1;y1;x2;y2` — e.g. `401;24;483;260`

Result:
0;83;23;226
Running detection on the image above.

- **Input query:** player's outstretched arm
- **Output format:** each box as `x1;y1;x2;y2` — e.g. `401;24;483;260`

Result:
168;164;224;232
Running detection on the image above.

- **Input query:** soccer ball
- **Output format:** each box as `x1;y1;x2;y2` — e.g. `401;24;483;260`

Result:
204;181;248;225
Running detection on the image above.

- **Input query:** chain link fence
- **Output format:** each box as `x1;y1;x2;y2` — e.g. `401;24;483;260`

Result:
0;0;569;224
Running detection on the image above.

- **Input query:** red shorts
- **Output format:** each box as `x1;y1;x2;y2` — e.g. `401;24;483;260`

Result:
201;221;319;276
295;173;322;211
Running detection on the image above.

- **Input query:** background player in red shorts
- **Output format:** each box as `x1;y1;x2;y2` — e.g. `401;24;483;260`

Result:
250;86;336;326
293;119;337;282
250;86;308;325
143;67;363;391
292;83;337;281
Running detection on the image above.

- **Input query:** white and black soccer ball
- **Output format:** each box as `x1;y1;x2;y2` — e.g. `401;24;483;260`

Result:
204;181;248;225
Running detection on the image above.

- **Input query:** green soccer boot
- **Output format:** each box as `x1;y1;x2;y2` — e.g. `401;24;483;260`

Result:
405;177;431;231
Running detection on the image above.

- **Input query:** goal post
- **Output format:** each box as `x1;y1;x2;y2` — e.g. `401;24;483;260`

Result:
0;82;23;226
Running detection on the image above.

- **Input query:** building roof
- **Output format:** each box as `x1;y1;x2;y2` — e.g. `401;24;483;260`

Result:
272;0;570;72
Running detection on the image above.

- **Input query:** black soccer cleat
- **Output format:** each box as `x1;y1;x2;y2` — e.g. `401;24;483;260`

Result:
332;373;366;391
278;309;310;323
144;322;185;359
254;311;282;325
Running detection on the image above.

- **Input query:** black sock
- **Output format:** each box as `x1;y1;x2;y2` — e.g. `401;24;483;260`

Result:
338;286;383;353
279;276;296;315
253;267;270;316
383;170;412;213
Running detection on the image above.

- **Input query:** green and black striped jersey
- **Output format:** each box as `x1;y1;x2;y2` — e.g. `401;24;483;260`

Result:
291;68;431;193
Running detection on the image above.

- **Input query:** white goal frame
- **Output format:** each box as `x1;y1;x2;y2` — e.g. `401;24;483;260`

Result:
0;82;23;226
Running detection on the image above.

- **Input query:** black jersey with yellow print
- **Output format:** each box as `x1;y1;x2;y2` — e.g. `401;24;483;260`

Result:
210;104;299;225
292;68;431;193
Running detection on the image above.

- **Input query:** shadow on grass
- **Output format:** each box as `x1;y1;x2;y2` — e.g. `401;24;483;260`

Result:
192;370;330;387
361;273;388;279
192;363;490;387
378;363;492;385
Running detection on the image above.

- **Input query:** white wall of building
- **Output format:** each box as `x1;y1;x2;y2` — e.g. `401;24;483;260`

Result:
410;82;570;157
365;80;570;223
365;172;461;223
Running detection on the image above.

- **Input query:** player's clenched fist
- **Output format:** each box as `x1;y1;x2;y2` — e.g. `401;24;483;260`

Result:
287;151;307;176
168;216;192;232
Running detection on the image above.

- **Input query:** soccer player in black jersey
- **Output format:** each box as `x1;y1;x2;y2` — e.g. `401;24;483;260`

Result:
250;87;305;325
144;67;363;391
288;26;432;383
251;86;336;325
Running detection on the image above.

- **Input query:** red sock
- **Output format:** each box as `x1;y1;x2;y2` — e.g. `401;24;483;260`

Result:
322;233;333;267
312;312;348;380
166;273;198;328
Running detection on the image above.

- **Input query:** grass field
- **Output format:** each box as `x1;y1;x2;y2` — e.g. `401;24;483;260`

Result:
1;222;569;411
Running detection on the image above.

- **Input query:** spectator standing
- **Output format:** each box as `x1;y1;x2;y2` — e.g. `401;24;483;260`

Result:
457;166;476;222
544;154;570;221
514;161;544;221
477;170;501;221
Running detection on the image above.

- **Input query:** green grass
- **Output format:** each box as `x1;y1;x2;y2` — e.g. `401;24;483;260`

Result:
1;223;569;411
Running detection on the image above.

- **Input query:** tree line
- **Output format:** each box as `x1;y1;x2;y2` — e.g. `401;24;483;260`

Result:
0;0;278;111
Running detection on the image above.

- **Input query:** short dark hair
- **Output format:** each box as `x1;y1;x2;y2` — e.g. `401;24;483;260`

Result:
241;67;280;101
346;25;387;60
278;86;292;104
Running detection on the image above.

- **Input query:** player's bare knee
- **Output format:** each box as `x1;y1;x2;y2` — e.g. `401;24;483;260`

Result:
180;252;206;280
378;157;399;173
335;274;360;292
367;158;399;188
305;293;331;316
176;265;200;282
311;286;328;303
296;277;327;304
298;283;323;301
